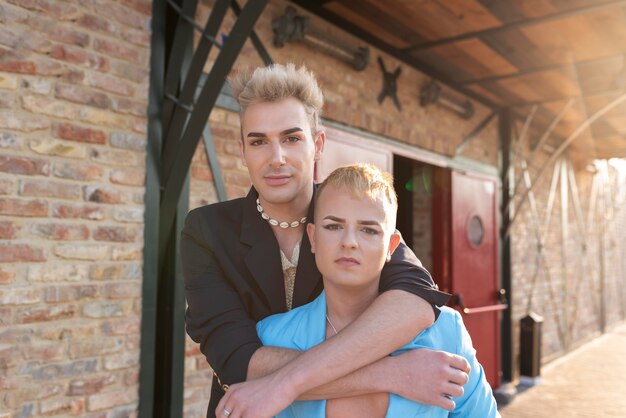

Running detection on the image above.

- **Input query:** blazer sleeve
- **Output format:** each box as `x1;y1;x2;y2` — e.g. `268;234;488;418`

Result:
181;208;262;387
450;311;501;418
379;232;451;313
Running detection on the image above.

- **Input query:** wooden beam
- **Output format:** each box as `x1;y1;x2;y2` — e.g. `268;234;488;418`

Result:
402;0;626;53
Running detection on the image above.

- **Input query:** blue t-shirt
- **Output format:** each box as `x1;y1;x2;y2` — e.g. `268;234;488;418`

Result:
257;291;500;418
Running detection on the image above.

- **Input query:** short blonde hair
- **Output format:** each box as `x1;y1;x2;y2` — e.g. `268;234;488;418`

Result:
229;63;324;135
315;163;398;231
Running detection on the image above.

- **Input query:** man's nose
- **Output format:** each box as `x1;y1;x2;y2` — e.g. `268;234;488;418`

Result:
340;228;358;249
269;143;286;168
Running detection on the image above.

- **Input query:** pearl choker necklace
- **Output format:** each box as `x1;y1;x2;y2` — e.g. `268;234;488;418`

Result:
256;198;307;229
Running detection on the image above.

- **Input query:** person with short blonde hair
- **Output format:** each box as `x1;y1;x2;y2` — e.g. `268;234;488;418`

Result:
257;164;500;417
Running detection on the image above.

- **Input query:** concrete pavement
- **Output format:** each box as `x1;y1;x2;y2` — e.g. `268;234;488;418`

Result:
499;322;626;418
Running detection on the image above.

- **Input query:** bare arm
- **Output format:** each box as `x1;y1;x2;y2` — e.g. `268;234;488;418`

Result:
217;291;468;417
249;344;467;408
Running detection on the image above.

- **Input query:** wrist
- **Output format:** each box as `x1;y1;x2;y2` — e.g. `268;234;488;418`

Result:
374;355;397;393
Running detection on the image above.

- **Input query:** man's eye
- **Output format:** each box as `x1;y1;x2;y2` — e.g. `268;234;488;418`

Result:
285;136;300;143
249;139;265;146
322;224;341;230
362;227;379;235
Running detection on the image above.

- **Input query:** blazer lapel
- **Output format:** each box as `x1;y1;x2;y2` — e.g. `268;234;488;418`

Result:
240;188;286;313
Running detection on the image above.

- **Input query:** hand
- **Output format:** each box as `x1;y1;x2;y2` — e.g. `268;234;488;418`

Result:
216;372;299;418
388;348;470;411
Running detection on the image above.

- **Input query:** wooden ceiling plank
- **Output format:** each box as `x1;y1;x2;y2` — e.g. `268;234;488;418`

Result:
324;2;412;48
430;38;518;80
435;0;501;31
332;0;430;46
403;0;626;53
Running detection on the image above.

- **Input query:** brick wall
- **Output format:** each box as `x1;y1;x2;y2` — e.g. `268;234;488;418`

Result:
0;0;150;416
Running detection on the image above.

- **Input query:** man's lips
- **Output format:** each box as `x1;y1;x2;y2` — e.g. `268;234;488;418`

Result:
335;257;359;266
264;174;291;186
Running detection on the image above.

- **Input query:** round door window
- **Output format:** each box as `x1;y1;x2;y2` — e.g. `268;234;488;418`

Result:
467;215;484;246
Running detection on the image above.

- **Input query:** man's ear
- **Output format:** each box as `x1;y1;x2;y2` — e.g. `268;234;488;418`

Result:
314;130;325;162
387;232;401;261
238;139;247;167
307;223;316;253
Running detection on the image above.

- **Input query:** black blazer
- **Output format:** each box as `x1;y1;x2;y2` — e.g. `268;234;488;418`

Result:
181;186;449;418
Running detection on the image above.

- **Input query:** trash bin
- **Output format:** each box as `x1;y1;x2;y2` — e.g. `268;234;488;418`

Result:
520;313;543;385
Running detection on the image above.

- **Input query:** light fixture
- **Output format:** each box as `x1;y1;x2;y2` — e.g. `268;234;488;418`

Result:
272;6;369;71
419;80;474;119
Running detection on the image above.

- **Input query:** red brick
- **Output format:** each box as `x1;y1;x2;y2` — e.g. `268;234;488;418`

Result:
40;397;84;415
212;126;240;142
49;45;108;71
104;282;140;299
110;168;145;186
23;343;64;362
82;0;149;30
93;226;138;243
121;27;150;48
84;185;127;204
192;165;213;181
109;132;145;151
0;155;49;176
0;198;48;217
16;304;75;323
85;72;134;96
69;339;122;360
90;148;141;167
31;223;90;240
0;268;14;284
0;111;49;132
29;138;87;160
0;244;45;263
223;170;251;188
54;243;109;261
88;388;136;411
22;94;80;119
123;0;152;16
53;162;105;182
49;26;90;47
28;263;89;282
93;37;144;64
0;221;18;239
0;178;15;195
52;122;106;144
102;318;140;336
90;264;126;281
79;107;131;129
67;375;116;396
0;91;17;108
111;97;146;117
52;203;105;220
111;246;141;261
109;60;147;83
112;206;143;223
0;49;36;74
20;179;81;200
55;83;111;109
20;76;53;94
8;0;81;20
0;287;40;304
76;14;117;36
45;284;99;303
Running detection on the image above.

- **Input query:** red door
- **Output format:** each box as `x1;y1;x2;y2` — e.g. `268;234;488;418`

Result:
433;169;503;388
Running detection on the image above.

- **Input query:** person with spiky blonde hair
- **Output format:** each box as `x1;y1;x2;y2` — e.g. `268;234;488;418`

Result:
182;64;469;418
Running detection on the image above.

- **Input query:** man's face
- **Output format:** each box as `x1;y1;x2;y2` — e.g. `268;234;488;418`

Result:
240;97;324;206
307;185;400;292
